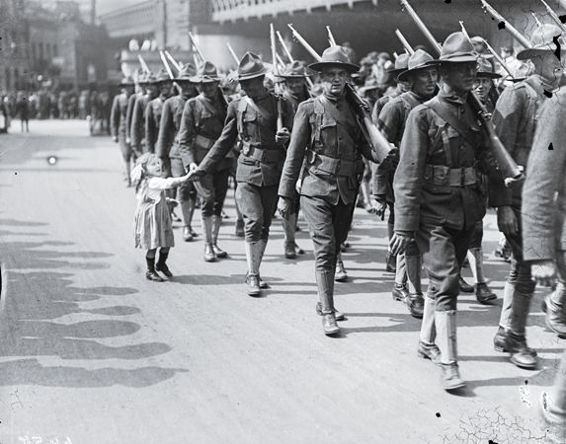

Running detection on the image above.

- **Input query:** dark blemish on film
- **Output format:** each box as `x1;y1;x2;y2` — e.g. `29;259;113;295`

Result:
435;412;441;418
560;14;566;24
498;21;506;30
544;90;553;98
553;35;562;61
548;143;554;150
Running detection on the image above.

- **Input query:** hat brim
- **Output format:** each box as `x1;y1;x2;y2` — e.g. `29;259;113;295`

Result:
397;62;439;81
477;71;502;79
439;55;478;63
517;47;566;60
308;61;360;73
176;77;200;83
238;68;267;81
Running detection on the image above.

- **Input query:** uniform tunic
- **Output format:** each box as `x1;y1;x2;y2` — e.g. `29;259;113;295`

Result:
110;92;132;160
130;94;151;153
145;95;167;154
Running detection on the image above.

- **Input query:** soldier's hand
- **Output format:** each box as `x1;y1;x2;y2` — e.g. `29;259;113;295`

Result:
275;128;290;145
496;206;518;235
187;168;206;182
277;197;293;219
374;200;387;221
189;163;198;174
531;260;557;288
390;232;412;256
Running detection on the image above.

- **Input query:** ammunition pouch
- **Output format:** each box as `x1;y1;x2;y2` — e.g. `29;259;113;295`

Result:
307;149;356;177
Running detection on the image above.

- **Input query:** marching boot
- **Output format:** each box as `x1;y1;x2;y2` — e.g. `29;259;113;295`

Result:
146;256;164;282
458;275;474;293
282;213;297;259
467;248;497;304
244;241;262;297
507;290;538;369
182;226;193;242
155;250;172;278
211;215;228;258
335;253;348;282
202;216;216;262
316;270;340;336
545;283;566;338
436;310;466;391
257;238;270;289
405;249;424;318
417;296;441;364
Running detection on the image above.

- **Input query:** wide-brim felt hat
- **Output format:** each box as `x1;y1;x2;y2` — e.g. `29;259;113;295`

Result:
517;24;566;60
238;52;267;80
176;63;199;82
308;46;360;73
153;69;172;84
476;56;501;79
196;61;222;83
386;53;410;77
275;60;313;79
121;76;135;86
141;72;156;84
439;32;478;63
397;49;438;81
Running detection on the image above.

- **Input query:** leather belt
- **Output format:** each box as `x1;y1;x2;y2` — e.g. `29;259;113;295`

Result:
424;164;479;187
307;150;355;177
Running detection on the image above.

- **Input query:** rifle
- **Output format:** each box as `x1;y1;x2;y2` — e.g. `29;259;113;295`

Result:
401;0;523;183
531;11;543;27
188;32;206;63
480;0;532;49
395;29;415;55
276;30;315;90
164;50;181;72
159;50;181;94
540;0;566;34
326;26;337;47
287;24;391;162
270;23;284;131
137;54;151;74
226;42;239;64
459;21;515;79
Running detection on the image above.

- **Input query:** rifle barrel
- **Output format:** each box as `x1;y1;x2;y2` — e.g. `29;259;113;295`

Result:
480;0;532;48
164;50;181;72
400;0;441;53
540;0;566;33
326;26;337;47
288;24;322;61
226;42;239;64
188;32;206;61
395;29;415;55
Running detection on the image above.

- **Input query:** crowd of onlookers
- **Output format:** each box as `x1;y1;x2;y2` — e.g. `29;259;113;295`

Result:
0;88;115;134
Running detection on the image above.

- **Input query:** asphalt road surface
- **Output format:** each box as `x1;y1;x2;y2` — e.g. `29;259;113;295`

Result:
0;120;562;443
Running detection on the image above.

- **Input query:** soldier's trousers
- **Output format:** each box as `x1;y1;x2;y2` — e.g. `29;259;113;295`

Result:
118;132;134;163
301;196;354;272
195;168;230;218
170;158;196;202
416;222;474;311
235;183;278;242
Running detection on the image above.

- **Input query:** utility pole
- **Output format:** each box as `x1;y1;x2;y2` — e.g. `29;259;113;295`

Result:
90;0;96;25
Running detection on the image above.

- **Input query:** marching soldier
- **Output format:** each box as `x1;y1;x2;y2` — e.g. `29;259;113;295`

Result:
130;72;158;155
275;61;311;259
491;24;564;370
278;46;382;336
145;70;173;154
110;76;135;186
391;33;500;390
177;62;232;261
188;53;293;296
377;49;439;319
371;53;409;123
155;64;200;243
126;70;148;156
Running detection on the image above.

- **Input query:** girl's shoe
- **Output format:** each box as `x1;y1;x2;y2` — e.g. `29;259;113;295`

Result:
146;271;164;282
155;263;173;278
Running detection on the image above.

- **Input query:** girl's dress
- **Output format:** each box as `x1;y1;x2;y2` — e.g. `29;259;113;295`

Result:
134;177;181;249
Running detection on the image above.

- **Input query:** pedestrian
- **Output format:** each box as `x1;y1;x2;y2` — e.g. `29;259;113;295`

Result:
188;52;293;297
391;32;501;391
491;24;564;370
132;153;191;282
521;86;566;443
278;46;383;336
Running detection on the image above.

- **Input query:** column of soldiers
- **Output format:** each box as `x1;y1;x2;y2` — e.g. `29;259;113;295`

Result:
110;18;566;436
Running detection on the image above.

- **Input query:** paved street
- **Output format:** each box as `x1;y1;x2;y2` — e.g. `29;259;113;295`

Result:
0;119;562;443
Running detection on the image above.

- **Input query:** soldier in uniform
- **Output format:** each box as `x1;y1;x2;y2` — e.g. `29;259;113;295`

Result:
188;53;293;296
377;49;439;319
391;33;500;391
278;46;382;336
145;70;173;154
126;71;149;156
155;64;199;243
274;61;311;259
131;72;158;155
110;76;135;186
371;53;409;124
491;24;564;370
177;62;232;260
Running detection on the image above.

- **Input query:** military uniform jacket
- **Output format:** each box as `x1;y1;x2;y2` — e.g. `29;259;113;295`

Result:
125;92;140;141
110;92;129;138
155;94;192;160
523;90;566;261
372;86;402;125
177;93;231;171
198;92;293;186
393;89;497;233
374;91;425;204
130;94;151;151
491;75;547;208
278;93;378;206
145;95;167;154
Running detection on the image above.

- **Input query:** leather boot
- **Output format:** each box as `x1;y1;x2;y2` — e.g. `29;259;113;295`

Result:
202;216;216;262
458;275;474;293
282;213;297;259
436;310;466;391
155;250;172;277
545;283;566;338
211;215;228;258
475;282;497;304
146;256;164;282
494;326;537;357
315;302;345;321
316;270;340;336
508;290;538;369
392;283;409;302
257;238;270;289
417;296;440;364
406;293;424;319
335;253;348;282
244;241;262;297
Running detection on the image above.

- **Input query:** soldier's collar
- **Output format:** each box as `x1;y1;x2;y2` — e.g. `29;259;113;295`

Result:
438;87;467;105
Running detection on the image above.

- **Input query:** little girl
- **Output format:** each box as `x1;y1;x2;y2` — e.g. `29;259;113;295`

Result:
132;153;191;281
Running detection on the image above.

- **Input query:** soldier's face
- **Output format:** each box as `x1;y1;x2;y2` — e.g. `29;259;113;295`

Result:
240;76;266;100
321;67;349;96
533;52;564;90
411;67;438;98
443;62;477;93
284;78;305;96
473;78;492;101
146;84;158;98
160;83;171;96
199;81;220;98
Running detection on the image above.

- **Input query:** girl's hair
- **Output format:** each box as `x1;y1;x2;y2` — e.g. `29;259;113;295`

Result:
132;153;158;194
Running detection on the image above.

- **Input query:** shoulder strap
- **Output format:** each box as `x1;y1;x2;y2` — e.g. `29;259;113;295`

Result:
426;98;476;143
